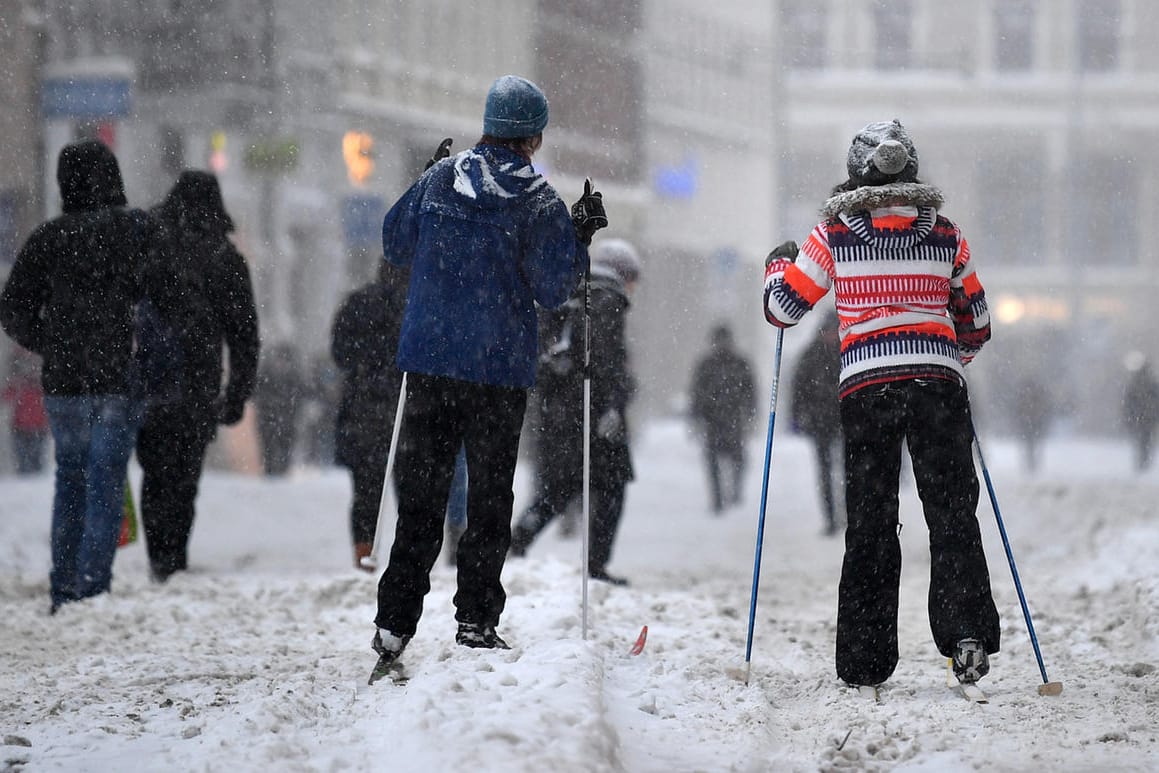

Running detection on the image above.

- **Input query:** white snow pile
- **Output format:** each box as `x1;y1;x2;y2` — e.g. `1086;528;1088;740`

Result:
1;419;1156;772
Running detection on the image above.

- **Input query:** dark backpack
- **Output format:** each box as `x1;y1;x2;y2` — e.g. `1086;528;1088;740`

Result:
132;296;185;404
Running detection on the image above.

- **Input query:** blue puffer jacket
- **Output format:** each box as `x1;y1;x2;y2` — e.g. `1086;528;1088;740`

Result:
382;144;586;388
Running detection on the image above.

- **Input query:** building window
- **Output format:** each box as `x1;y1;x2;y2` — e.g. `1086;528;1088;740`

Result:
873;0;912;70
1068;155;1136;265
1077;0;1121;72
977;150;1045;266
995;0;1035;72
780;0;827;71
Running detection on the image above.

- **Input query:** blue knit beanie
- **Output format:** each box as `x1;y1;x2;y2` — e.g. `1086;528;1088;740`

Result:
483;75;549;139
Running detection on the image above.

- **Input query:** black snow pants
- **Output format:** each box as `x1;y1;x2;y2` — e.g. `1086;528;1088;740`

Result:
375;374;526;637
836;378;1000;686
136;402;216;581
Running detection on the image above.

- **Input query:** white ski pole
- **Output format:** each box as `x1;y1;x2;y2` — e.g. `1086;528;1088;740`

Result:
362;371;408;570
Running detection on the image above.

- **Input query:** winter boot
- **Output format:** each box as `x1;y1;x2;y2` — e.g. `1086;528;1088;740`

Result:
455;622;510;649
589;567;629;586
353;542;374;573
369;629;412;684
951;638;989;684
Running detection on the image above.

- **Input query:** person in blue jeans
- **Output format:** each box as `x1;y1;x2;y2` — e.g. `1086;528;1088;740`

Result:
44;396;144;607
0;141;163;612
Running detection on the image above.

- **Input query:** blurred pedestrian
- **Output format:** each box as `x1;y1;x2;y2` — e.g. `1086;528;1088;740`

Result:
2;347;49;475
1014;376;1052;473
370;74;597;681
255;342;305;476
790;313;843;534
331;263;407;571
0;140;159;611
511;238;640;586
762;120;1000;689
135;170;259;583
689;324;757;514
1122;351;1159;471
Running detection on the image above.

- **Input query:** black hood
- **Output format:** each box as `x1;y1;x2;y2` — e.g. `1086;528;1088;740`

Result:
159;170;235;233
57;140;128;214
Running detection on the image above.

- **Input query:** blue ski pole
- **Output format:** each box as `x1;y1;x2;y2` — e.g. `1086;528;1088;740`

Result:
972;425;1063;696
744;328;785;684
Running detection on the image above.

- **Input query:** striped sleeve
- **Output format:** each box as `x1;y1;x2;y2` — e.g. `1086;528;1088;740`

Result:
763;223;834;328
947;230;990;363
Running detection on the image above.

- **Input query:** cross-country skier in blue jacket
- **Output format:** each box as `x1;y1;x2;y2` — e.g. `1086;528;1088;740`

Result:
370;75;607;682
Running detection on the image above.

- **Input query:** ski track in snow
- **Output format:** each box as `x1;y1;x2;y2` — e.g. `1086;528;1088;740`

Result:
1;420;1157;772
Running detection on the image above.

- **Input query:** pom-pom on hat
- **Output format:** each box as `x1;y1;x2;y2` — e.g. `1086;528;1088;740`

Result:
846;119;919;187
590;238;642;284
483;75;549;139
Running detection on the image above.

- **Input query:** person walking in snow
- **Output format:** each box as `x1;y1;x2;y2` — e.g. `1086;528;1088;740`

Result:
331;262;408;571
789;313;843;535
254;342;305;476
762;120;1001;689
369;74;601;680
0;141;162;612
1122;352;1159;471
135;171;259;584
688;324;757;515
510;238;641;586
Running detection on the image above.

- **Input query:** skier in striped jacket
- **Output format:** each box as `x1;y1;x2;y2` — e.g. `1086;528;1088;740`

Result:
763;120;1000;690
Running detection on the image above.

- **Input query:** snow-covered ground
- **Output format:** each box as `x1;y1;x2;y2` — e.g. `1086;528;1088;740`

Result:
1;418;1156;772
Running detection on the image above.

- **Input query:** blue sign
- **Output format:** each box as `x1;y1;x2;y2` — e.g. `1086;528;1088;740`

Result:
653;155;699;199
42;76;131;119
342;194;386;248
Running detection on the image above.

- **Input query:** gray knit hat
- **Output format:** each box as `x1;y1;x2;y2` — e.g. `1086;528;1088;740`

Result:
590;238;642;284
846;119;919;187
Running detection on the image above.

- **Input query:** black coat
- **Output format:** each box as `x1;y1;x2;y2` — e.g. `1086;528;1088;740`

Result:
533;271;635;485
331;278;407;470
148;176;259;411
0;141;161;396
791;331;841;441
690;344;757;448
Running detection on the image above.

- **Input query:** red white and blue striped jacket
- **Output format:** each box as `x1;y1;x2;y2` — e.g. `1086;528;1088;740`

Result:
764;183;989;399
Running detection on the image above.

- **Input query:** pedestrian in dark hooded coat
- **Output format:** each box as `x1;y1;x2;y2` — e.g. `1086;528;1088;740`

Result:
689;324;757;514
331;262;408;570
0;140;162;611
136;170;259;582
763;120;1001;689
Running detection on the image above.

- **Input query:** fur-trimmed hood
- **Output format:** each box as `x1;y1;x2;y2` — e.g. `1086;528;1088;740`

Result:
820;182;944;219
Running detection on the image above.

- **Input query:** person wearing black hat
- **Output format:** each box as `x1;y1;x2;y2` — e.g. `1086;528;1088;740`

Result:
763;120;1001;690
135;170;260;583
369;75;604;679
688;323;757;514
0;140;163;611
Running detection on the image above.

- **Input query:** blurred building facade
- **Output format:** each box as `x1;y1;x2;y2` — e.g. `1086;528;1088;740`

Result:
2;0;1152;476
775;0;1159;433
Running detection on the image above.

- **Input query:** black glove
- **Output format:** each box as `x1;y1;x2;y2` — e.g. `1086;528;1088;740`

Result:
571;178;608;245
765;240;799;268
216;397;246;426
423;138;453;171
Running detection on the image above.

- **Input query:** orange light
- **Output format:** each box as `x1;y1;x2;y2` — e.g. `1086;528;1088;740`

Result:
343;131;374;186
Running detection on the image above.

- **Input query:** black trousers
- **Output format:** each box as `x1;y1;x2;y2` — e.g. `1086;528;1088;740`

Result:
136;402;216;580
512;449;627;575
350;464;388;546
836;379;1000;686
375;374;526;637
702;434;744;512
